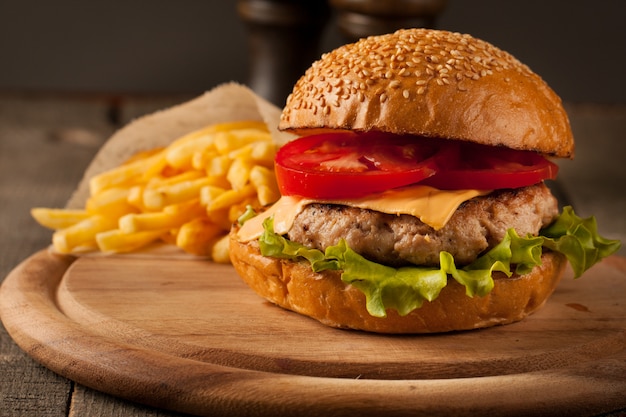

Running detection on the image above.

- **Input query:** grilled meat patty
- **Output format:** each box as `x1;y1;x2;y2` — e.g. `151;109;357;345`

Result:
287;184;558;267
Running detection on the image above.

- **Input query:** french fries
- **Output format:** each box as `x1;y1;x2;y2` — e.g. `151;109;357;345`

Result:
31;208;91;230
32;120;279;262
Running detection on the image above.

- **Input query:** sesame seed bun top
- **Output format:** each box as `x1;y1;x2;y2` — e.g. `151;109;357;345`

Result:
279;29;574;158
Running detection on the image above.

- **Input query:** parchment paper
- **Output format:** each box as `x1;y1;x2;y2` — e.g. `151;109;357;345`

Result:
66;83;295;209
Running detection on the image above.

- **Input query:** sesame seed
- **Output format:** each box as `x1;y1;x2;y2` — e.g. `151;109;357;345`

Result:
283;28;532;125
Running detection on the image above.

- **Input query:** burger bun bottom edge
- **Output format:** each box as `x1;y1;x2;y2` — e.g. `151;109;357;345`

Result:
228;230;568;334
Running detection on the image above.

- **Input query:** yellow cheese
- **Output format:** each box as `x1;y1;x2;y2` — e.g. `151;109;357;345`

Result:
237;185;489;242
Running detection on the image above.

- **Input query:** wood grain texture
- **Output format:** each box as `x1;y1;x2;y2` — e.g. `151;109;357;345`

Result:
1;96;624;416
0;94;192;417
0;95;108;417
1;249;625;417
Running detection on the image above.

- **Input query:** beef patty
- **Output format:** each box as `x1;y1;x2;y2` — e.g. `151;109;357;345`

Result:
287;183;558;267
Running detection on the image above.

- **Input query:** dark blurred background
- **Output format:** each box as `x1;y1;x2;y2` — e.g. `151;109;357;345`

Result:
0;0;625;106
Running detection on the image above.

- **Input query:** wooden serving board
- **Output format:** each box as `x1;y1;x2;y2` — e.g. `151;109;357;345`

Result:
1;250;625;416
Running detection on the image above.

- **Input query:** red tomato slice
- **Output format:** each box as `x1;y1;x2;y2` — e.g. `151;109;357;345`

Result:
274;132;439;199
422;142;559;190
274;132;559;199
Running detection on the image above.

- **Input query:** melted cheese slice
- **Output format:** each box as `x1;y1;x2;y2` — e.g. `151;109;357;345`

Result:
237;185;489;242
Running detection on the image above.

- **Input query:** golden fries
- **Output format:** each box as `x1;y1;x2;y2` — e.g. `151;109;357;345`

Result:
96;229;168;253
31;208;91;230
89;152;164;196
210;235;232;264
32;120;279;262
52;215;119;253
176;218;223;257
249;165;280;206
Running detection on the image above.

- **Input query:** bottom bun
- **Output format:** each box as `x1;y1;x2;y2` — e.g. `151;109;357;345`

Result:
229;232;567;333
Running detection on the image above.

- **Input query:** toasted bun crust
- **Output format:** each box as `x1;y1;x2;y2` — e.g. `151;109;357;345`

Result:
279;29;574;158
229;231;568;333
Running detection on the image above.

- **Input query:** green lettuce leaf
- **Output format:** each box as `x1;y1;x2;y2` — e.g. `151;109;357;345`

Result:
258;206;620;318
237;205;257;226
539;206;621;278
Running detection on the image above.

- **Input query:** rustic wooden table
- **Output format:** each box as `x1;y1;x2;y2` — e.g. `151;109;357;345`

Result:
1;94;624;416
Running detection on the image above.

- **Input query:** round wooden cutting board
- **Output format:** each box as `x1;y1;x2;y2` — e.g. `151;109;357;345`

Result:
1;249;625;416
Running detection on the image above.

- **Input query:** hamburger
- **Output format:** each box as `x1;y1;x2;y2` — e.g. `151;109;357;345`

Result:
229;29;620;333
